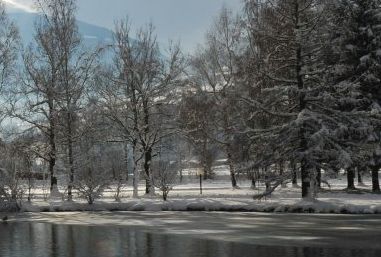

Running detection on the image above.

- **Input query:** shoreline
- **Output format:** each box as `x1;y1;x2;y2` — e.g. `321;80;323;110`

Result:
7;197;381;214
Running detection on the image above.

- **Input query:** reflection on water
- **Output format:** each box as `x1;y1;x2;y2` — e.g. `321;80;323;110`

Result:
0;222;380;257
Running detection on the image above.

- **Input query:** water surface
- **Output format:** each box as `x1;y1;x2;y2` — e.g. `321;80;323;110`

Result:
0;222;380;257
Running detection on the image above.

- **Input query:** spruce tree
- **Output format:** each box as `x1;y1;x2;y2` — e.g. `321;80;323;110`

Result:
242;0;354;198
327;0;381;192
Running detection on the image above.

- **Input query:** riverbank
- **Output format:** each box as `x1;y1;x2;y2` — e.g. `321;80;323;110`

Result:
18;192;381;214
2;174;380;214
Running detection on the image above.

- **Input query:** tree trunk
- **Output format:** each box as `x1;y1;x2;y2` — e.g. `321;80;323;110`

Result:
371;166;380;193
316;167;321;188
226;148;237;188
132;142;139;198
202;139;209;180
295;2;309;199
346;167;356;190
178;151;183;183
115;170;123;202
301;161;310;198
264;173;270;191
221;92;237;188
131;83;139;198
279;162;286;188
67;111;75;201
142;100;154;195
88;195;94;205
144;147;154;194
251;177;256;189
28;177;32;202
357;167;363;184
124;142;129;181
291;161;298;186
49;123;56;192
292;171;298;186
49;158;56;192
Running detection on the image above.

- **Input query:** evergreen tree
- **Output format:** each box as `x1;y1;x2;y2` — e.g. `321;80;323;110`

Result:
327;0;381;192
241;0;355;198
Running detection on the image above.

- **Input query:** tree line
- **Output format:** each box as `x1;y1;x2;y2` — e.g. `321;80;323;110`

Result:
0;0;380;205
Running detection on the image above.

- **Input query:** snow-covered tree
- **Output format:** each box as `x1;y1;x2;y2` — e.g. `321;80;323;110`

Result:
326;0;381;192
240;0;356;198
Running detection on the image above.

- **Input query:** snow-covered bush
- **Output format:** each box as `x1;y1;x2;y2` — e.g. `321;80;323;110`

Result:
0;143;28;211
102;146;126;202
74;166;111;204
73;130;112;204
152;160;179;201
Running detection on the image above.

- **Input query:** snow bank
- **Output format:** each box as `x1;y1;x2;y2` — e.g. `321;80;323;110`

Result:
8;174;381;214
18;197;381;214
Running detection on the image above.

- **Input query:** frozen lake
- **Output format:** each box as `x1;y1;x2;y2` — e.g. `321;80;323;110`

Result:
1;212;381;257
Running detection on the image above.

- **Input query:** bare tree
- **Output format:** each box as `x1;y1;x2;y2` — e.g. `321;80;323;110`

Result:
0;2;19;78
0;1;19;124
0;3;20;209
98;19;184;197
10;0;98;197
190;7;244;188
39;0;100;201
12;12;61;193
179;90;219;180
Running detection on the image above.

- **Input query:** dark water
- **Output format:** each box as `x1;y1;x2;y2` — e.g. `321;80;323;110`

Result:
0;222;380;257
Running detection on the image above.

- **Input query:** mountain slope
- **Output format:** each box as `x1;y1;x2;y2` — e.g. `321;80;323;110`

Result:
9;12;113;48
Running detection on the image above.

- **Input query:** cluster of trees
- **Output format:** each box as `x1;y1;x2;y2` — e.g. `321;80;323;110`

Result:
0;0;380;205
243;0;381;197
182;0;381;199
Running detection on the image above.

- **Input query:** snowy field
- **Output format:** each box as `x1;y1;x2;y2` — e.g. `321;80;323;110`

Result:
14;166;381;214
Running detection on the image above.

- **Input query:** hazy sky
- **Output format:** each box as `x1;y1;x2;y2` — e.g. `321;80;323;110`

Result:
5;0;243;52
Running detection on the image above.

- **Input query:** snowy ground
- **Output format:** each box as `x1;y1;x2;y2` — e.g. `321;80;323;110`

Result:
14;171;381;214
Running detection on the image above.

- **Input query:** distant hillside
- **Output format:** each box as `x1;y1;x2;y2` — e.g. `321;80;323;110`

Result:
9;12;113;48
